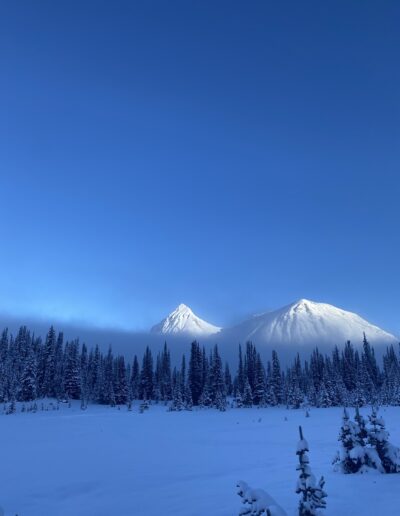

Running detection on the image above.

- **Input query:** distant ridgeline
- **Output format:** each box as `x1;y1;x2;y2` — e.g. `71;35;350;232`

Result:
1;325;400;410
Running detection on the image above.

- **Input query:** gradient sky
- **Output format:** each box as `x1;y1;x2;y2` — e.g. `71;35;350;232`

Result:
1;1;399;335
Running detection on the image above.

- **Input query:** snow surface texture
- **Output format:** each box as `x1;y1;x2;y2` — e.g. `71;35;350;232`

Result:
221;299;397;347
1;403;400;515
151;303;221;336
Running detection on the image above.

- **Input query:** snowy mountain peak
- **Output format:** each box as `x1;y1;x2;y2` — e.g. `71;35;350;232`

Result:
150;299;396;347
223;299;397;347
294;298;311;305
175;303;192;314
151;304;221;337
289;298;314;310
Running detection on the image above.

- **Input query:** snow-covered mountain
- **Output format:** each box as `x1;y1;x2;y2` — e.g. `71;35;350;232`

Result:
150;299;397;347
151;304;221;337
220;299;397;347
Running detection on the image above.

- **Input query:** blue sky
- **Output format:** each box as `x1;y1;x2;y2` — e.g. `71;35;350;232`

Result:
1;1;399;334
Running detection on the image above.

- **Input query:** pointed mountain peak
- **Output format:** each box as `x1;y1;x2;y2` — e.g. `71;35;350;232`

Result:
174;303;193;313
151;304;221;337
289;298;318;312
291;298;316;308
295;298;312;305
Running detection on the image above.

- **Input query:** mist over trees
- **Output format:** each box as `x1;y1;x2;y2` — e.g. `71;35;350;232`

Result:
0;325;400;410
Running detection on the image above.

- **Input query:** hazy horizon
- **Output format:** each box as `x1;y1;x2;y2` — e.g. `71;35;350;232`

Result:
0;296;397;369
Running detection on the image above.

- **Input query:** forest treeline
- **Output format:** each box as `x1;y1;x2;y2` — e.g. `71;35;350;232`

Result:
0;325;399;410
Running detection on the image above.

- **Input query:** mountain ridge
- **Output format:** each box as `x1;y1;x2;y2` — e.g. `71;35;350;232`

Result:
151;299;397;346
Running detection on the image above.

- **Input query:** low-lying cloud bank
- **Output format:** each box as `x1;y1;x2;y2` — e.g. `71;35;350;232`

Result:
0;312;392;368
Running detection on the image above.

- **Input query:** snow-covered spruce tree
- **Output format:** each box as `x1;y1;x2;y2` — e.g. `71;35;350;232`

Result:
242;378;253;408
244;342;257;394
153;382;161;404
9;326;28;400
159;342;172;401
86;344;100;402
169;373;184;411
129;355;140;400
362;334;379;398
235;389;244;408
42;325;57;398
309;349;324;402
271;350;283;405
114;355;128;405
202;347;209;392
63;340;81;400
198;378;212;408
332;406;395;474
354;406;368;442
180;354;186;393
352;379;367;408
253;354;267;406
210;345;226;411
287;379;304;410
225;362;233;397
287;355;304;409
296;426;327;515
329;348;347;405
154;353;161;401
264;361;277;406
333;408;366;473
236;344;245;398
20;338;37;402
214;390;226;411
139;346;154;400
316;365;335;408
53;331;64;400
381;345;400;405
188;341;203;405
341;341;356;393
100;347;115;405
184;382;193;410
316;382;332;408
367;407;400;473
80;343;89;408
360;358;375;405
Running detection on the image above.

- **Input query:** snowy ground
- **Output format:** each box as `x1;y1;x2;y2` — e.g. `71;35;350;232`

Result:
1;403;400;516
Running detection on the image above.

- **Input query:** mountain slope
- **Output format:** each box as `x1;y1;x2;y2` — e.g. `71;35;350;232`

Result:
151;304;221;337
221;299;397;346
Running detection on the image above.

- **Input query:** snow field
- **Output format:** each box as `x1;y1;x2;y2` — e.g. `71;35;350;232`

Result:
1;403;400;515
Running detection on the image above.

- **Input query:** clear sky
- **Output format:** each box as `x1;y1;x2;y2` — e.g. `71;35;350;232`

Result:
1;1;399;335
